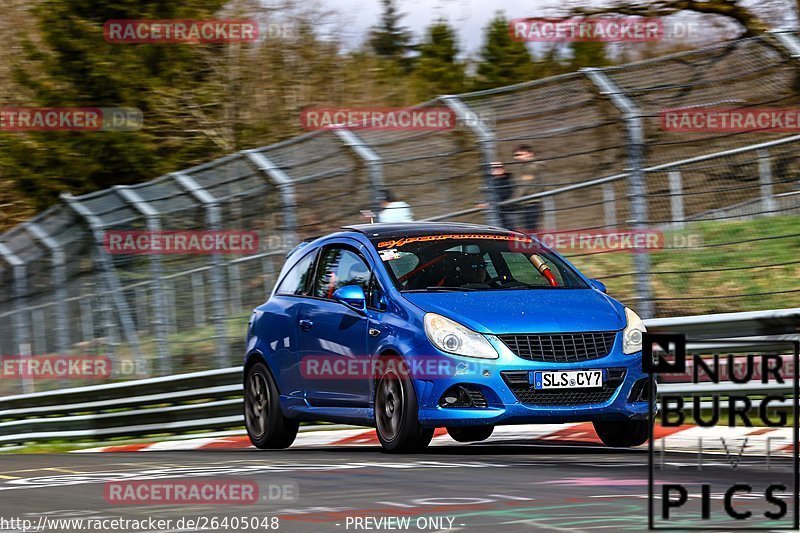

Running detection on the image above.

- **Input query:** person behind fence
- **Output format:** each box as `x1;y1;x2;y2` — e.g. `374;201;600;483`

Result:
377;189;414;223
512;144;543;233
487;161;519;230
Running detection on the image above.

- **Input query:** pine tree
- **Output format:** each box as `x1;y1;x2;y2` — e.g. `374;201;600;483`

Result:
0;0;228;211
475;14;535;90
368;0;413;64
413;20;466;98
568;42;612;70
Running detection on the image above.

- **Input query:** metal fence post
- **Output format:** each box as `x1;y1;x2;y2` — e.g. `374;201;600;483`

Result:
440;95;503;227
242;150;299;246
668;171;685;229
114;186;172;375
757;150;777;217
583;68;654;319
0;243;31;390
191;271;206;327
768;29;800;57
171;172;230;368
61;193;145;366
332;128;385;213
25;223;70;355
228;263;242;313
602;184;617;228
542;197;557;230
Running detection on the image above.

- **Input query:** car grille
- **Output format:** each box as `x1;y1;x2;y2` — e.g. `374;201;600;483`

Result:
501;369;626;406
498;332;617;362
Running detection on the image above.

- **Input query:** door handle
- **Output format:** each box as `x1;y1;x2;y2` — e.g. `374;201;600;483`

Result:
299;319;314;332
369;328;381;337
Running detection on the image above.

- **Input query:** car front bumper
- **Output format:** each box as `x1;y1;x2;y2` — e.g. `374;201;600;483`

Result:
407;334;652;428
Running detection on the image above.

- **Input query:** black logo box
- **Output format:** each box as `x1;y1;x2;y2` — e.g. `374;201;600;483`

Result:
644;333;800;530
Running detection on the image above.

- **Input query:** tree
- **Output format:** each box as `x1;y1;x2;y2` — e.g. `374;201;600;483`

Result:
475;14;535;90
568;42;613;70
0;0;229;213
413;20;466;98
368;0;413;63
567;0;772;37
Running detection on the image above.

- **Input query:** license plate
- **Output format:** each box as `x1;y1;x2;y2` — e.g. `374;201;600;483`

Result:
531;370;604;389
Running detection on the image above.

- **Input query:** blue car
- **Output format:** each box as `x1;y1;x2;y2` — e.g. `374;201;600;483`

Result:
243;223;651;452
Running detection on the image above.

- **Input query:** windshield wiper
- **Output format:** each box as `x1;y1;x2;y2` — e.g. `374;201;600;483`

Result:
403;286;479;292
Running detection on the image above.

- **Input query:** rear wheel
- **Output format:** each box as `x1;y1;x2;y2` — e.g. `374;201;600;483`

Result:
593;419;650;448
447;426;494;443
374;359;434;453
244;362;299;449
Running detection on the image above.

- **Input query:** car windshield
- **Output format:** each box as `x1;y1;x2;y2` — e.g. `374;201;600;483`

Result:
371;233;589;292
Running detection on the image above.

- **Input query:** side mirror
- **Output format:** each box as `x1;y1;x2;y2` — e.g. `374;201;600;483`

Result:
590;279;607;293
332;285;367;313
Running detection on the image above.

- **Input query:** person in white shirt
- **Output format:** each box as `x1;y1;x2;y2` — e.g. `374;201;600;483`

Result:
377;190;414;223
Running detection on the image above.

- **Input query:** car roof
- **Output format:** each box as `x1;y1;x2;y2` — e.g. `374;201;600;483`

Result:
342;222;523;239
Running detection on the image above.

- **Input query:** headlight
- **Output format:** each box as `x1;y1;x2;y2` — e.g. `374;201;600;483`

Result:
424;313;499;359
622;307;646;354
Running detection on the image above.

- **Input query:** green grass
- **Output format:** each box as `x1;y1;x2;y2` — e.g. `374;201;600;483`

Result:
568;215;800;316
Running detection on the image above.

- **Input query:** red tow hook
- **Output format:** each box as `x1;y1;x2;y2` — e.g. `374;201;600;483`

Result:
530;254;559;287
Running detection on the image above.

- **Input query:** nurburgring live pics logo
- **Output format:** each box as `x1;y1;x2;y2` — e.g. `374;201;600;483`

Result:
644;332;799;530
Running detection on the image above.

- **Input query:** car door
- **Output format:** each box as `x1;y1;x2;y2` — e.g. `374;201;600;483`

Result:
297;242;372;407
260;248;318;397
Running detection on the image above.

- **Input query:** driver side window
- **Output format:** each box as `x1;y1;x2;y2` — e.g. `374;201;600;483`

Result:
313;247;371;299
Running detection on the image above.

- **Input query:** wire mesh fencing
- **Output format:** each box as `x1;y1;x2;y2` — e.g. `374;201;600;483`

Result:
1;30;800;393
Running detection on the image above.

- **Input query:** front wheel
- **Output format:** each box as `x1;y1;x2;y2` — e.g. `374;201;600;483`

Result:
593;419;651;448
244;362;299;449
447;426;494;443
374;360;434;453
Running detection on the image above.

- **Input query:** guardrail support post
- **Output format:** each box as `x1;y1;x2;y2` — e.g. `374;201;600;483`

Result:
440;95;503;227
602;184;617;228
191;271;206;327
241;150;299;246
60;193;145;366
668;171;685;229
757;150;777;217
171;172;230;368
331;128;385;214
583;68;654;319
114;186;172;375
25;223;71;355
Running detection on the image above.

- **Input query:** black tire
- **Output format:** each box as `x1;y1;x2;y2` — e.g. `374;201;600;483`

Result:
244;361;299;449
446;426;494;443
593;419;651;448
374;358;434;453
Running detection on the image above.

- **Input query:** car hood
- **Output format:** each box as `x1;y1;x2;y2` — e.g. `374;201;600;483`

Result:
402;289;626;334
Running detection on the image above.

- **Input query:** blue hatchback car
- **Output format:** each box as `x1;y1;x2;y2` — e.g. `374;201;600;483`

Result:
244;223;652;452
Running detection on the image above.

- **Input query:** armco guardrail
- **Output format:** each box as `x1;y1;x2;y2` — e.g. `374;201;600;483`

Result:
0;308;797;446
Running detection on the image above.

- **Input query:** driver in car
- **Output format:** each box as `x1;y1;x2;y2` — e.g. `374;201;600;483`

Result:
456;253;489;286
